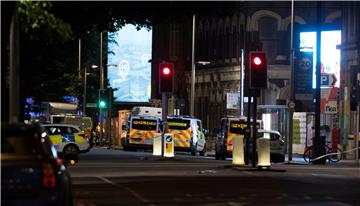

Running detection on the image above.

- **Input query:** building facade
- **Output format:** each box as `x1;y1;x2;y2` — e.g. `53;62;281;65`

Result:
152;2;359;153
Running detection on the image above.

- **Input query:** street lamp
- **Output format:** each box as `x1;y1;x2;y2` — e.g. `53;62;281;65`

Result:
83;65;99;115
100;64;117;147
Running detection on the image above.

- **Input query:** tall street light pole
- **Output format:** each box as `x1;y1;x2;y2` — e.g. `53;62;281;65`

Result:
99;32;104;143
289;0;295;161
190;14;196;116
83;66;87;115
78;39;81;79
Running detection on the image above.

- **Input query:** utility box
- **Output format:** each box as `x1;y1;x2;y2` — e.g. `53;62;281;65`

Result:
257;137;271;168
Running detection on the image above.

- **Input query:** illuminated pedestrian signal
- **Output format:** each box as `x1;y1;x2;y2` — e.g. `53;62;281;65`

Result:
159;62;174;93
250;51;267;88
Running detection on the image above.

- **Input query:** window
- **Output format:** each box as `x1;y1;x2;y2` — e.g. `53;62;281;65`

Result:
46;127;62;135
196;120;202;130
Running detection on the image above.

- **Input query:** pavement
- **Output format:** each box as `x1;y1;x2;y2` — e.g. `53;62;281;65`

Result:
92;145;360;170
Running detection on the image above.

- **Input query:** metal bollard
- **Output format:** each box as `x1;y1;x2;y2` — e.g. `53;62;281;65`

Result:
232;135;245;166
257;137;271;168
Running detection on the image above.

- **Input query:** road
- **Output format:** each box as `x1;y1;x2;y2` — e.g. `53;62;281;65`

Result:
69;147;360;206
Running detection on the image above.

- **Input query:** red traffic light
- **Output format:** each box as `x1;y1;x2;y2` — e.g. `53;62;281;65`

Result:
159;62;174;93
162;67;171;75
249;51;267;88
253;57;262;66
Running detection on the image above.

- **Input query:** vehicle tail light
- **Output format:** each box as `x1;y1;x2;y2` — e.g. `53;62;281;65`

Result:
42;162;56;188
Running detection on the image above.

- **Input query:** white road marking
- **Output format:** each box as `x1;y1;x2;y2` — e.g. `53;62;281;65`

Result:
96;176;151;204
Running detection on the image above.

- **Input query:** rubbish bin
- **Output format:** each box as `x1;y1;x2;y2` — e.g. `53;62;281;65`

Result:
313;136;326;164
257;137;271;168
232;135;245;166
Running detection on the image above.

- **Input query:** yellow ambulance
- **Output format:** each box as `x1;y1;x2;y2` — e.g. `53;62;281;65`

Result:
123;115;161;151
167;115;206;156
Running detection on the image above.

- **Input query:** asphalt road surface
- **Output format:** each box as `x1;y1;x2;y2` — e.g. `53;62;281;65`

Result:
69;148;360;206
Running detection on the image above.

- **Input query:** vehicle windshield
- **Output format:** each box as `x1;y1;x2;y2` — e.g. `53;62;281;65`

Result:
168;119;190;130
131;119;158;130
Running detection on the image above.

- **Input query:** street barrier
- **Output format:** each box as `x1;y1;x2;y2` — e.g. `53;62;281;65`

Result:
232;135;245;166
164;133;174;158
153;133;162;156
257;137;271;168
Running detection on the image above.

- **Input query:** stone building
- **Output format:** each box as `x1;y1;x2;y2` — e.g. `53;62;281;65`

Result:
152;2;346;139
338;1;360;156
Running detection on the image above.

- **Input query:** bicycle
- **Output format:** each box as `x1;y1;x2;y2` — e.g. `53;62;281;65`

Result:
303;141;343;163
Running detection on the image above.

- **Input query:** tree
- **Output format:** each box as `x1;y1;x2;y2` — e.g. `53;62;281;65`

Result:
2;1;244;121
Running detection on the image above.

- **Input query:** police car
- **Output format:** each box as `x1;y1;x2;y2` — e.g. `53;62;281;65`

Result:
43;124;90;156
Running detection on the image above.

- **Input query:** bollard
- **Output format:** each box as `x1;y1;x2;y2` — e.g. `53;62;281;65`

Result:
153;133;162;156
257;137;271;168
232;135;245;166
163;133;174;158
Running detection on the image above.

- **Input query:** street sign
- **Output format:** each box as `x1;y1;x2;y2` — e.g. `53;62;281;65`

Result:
325;101;337;114
295;51;313;100
226;92;240;109
321;73;337;87
86;103;97;108
164;133;174;158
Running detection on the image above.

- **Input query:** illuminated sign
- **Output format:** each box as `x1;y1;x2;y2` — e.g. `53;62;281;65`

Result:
108;24;152;102
299;30;341;88
132;120;157;126
168;122;188;127
230;123;247;129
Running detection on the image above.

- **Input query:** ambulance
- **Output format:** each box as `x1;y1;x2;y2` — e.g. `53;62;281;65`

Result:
123;115;161;151
215;117;260;160
167;115;206;156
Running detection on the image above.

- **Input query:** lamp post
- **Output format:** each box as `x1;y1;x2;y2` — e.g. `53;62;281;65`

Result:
105;64;117;147
190;14;196;116
289;0;295;162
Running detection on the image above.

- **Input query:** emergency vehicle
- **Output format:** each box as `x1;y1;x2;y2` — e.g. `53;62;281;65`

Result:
123;115;161;150
43;124;90;156
215;117;260;160
167;115;206;156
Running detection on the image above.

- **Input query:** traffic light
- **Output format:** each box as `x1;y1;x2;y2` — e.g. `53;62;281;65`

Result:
98;88;113;109
98;89;107;109
249;51;267;88
350;67;360;111
159;62;174;93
